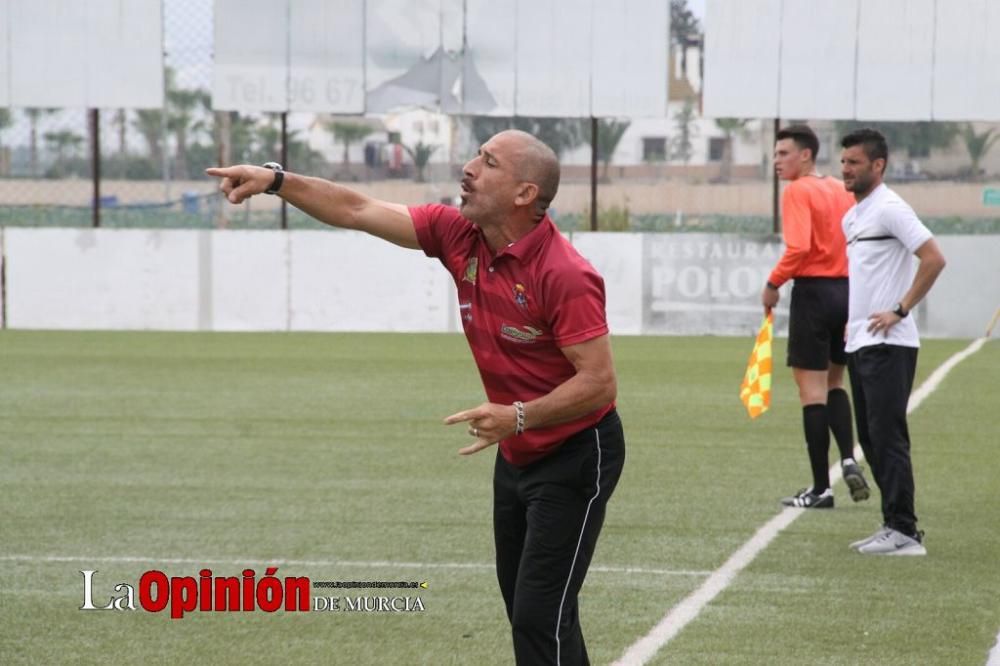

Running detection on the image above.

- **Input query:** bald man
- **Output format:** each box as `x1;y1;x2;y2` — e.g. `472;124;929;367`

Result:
208;130;626;665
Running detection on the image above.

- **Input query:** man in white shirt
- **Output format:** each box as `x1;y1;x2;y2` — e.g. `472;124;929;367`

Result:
839;128;946;556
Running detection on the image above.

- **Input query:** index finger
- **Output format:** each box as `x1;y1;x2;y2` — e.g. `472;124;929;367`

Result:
443;407;484;425
205;166;239;178
458;439;497;456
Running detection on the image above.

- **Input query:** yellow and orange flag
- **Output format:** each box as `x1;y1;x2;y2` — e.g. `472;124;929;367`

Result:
740;312;773;419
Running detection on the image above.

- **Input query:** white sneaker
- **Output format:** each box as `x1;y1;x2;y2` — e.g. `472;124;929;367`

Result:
849;525;890;550
857;528;926;556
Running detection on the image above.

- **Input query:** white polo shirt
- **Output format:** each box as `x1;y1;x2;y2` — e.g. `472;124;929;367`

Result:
842;183;933;352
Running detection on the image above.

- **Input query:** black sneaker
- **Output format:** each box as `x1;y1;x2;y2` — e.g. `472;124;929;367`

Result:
842;462;871;502
780;487;834;508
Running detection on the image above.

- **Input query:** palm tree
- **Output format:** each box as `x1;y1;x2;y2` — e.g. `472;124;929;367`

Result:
211;111;256;168
110;110;129;178
402;141;438;182
0;109;12;176
833;121;960;162
255;122;281;164
326;120;374;176
670;97;698;166
960;123;1000;181
133;108;165;164
584;119;631;182
229;113;258;163
130;68;212;178
670;0;701;46
25;108;58;176
471;116;586;158
167;86;211;180
114;110;128;154
714;118;752;183
43;129;84;174
286;129;325;173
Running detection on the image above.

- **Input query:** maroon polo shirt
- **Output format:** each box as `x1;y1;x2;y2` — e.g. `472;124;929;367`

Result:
410;203;613;466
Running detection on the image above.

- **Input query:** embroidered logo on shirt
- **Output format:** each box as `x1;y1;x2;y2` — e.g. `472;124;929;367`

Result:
463;257;478;285
499;324;543;343
513;283;528;308
459;302;472;323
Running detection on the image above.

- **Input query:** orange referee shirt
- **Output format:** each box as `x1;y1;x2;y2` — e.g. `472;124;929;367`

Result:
768;175;853;287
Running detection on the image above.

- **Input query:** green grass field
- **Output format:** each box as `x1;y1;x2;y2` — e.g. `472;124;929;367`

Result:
1;331;998;665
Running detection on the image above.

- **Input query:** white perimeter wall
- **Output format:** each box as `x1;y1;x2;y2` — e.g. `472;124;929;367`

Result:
1;228;996;339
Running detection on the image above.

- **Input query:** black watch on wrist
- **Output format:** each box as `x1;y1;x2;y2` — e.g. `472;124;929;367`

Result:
892;302;909;318
262;162;284;194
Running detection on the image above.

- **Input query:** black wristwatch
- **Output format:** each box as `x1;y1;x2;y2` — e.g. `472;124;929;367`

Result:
892;302;909;318
262;162;284;194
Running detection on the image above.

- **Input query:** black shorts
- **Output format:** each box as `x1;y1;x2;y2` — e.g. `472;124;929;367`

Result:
787;277;848;370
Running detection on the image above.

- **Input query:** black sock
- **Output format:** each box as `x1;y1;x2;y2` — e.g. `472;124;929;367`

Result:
827;388;855;461
803;404;830;493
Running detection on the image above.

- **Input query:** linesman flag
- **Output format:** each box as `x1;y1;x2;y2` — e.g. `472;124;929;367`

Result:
740;312;773;419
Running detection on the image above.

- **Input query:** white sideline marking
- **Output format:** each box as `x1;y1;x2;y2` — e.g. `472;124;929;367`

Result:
907;337;986;411
0;554;709;578
614;337;990;666
986;620;1000;666
987;626;1000;666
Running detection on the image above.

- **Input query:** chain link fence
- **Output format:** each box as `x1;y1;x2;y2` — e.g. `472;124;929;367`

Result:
1;0;999;234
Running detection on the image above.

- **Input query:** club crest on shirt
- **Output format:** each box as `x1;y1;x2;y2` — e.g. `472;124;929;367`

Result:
513;283;528;308
463;257;478;285
500;323;543;343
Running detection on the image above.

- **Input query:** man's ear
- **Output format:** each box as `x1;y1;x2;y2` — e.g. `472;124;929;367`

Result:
514;182;539;208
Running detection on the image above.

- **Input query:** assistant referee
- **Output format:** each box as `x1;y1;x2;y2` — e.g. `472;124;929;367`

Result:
763;124;870;509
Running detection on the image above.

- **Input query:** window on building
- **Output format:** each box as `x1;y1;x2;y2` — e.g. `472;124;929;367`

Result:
642;137;667;162
708;137;726;161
